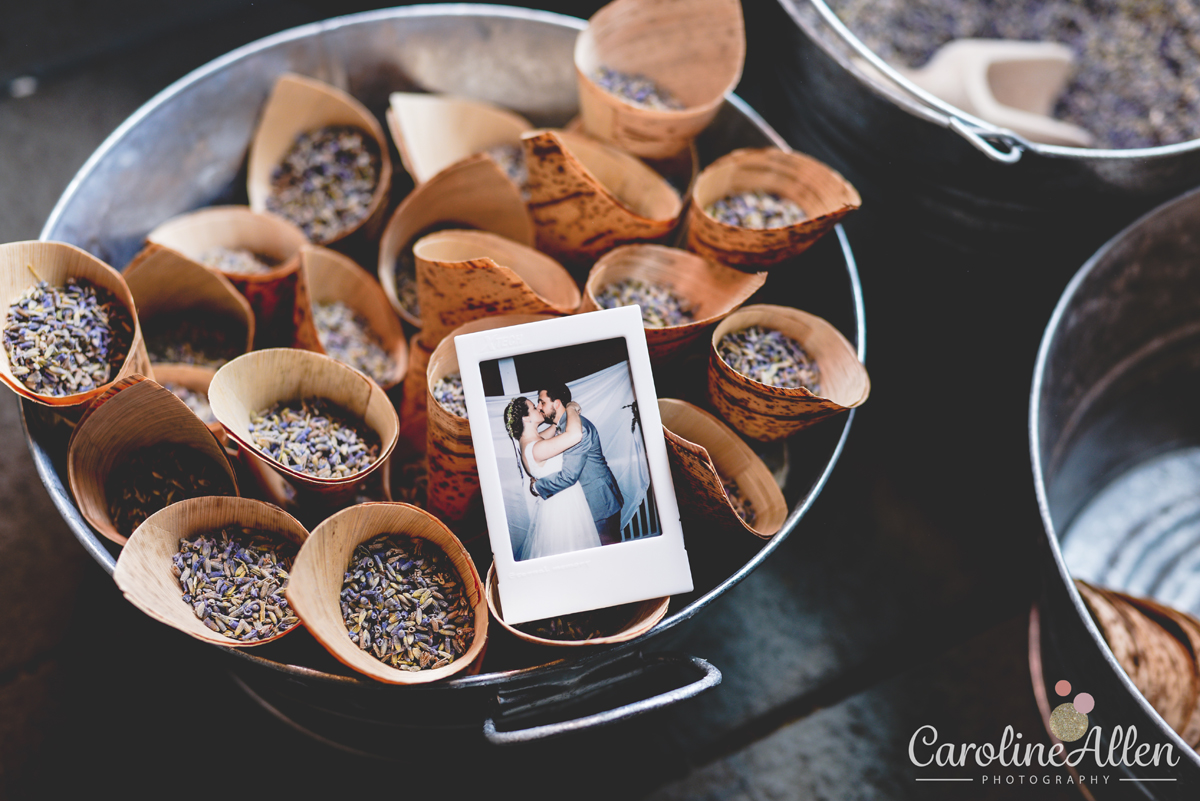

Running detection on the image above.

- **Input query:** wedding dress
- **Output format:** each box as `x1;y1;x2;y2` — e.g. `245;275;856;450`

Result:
519;440;602;560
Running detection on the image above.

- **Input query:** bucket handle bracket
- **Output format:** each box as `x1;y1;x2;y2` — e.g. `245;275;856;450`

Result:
948;117;1025;164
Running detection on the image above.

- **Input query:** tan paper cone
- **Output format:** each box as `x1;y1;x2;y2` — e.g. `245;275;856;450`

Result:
113;496;308;647
152;364;226;446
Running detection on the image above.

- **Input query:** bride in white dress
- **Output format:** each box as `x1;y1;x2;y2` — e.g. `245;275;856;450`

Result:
503;395;602;561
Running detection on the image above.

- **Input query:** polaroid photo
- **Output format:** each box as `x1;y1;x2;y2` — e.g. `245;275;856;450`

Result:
455;306;693;624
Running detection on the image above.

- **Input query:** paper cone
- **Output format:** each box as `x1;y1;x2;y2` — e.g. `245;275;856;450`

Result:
247;73;393;245
292;245;408;391
708;304;869;441
1119;592;1200;746
286;503;488;684
387;92;533;186
113;496;308;647
685;148;861;271
67;375;239;544
208;349;398;494
378;153;534;328
397;333;435;457
0;241;151;407
523;129;683;276
152;364;226;445
486;564;668;647
581;244;765;364
575;0;746;159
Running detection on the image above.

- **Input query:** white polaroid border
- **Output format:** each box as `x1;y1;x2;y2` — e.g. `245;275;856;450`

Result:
455;306;692;624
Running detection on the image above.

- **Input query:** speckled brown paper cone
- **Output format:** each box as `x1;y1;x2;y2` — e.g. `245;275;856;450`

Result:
486;564;668;647
292;245;408;391
123;242;255;364
1119;592;1200;746
247;73;393;246
387;92;533;186
397;333;435;457
522;129;683;276
113;496;308;647
145;207;310;349
286;503;488;684
426;315;553;523
67;375;239;545
208;349;398;495
708;304;869;441
0;241;151;407
378;153;534;328
581;244;765;364
685;148;861;271
574;0;745;159
658;398;785;538
413;228;580;349
152;364;227;447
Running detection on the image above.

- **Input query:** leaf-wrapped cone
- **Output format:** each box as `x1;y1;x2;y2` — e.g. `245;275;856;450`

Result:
292;245;407;391
114;497;308;647
286;503;488;685
522;130;683;278
247;73;393;245
67;375;239;545
378;153;534;328
386;92;532;186
208;349;398;495
708;304;869;441
486;564;668;647
685;148;861;271
658;398;785;539
581;244;765;364
574;0;746;159
0;241;152;407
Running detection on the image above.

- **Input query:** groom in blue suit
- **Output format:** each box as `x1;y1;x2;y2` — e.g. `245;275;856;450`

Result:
529;381;625;545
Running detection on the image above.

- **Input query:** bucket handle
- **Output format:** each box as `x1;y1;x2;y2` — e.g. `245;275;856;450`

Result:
482;652;721;744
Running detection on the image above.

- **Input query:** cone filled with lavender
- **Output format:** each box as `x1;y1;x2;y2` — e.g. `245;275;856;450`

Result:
0;241;151;408
113;496;308;647
708;304;869;441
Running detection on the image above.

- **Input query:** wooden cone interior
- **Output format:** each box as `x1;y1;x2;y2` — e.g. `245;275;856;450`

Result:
208;349;398;493
574;0;745;159
1119;592;1200;747
145;206;308;281
151;364;226;445
123;243;255;358
581;244;765;363
293;245;408;390
709;304;869;441
686;148;862;270
413;229;580;348
387;92;533;185
522;130;682;272
378;154;534;327
486;564;668;647
285;503;488;684
658;398;785;538
0;241;151;407
247;73;393;244
113;496;308;647
67;376;238;544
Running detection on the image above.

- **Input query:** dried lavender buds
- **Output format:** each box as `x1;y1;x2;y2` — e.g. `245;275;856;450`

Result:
718;325;822;393
198;247;279;276
267;125;381;243
143;312;243;368
721;475;756;527
4;278;132;397
593;66;686;110
513;605;634;642
248;397;380;478
163;382;216;424
431;372;467;418
313;301;394;385
483;143;529;197
174;527;299;642
594;278;694;328
706;191;806;229
105;444;235;536
341;535;475;671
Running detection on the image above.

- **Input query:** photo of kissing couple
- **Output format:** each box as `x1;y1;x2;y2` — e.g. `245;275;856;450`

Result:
480;337;661;562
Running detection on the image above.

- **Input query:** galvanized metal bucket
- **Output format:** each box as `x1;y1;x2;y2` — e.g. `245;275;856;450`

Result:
29;5;865;750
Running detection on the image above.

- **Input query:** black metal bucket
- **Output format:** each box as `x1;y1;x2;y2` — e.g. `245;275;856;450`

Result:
28;5;865;750
1031;186;1200;795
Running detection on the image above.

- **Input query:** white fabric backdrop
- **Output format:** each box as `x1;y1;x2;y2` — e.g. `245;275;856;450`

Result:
486;362;651;559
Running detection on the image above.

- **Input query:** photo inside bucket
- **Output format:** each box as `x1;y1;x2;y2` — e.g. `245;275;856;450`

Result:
480;336;661;562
